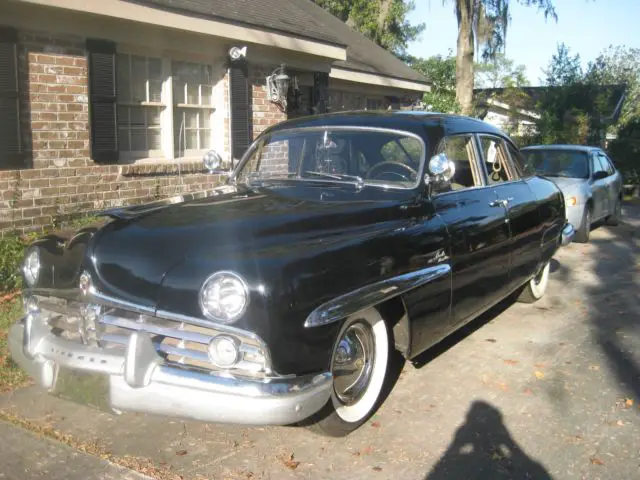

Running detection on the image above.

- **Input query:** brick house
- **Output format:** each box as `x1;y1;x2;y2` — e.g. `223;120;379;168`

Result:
0;0;430;236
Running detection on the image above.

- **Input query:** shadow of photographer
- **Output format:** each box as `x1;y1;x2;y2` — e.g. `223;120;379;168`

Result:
425;400;553;480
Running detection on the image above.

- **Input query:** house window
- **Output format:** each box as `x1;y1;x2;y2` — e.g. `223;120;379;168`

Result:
116;54;164;157
172;61;214;156
366;98;383;110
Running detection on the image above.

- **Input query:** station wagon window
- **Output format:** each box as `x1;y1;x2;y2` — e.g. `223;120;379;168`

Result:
478;136;518;185
433;135;483;193
505;141;529;177
236;128;425;189
591;153;607;178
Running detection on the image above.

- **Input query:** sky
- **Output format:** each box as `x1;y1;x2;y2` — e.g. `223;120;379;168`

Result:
407;0;640;86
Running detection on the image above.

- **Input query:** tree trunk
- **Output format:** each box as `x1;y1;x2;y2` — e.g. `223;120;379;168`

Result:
378;0;393;32
456;0;475;115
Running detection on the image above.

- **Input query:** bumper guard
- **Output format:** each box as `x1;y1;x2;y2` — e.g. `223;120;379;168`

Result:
8;314;332;426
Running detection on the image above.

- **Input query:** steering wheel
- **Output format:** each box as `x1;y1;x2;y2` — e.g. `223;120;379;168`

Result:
366;161;418;182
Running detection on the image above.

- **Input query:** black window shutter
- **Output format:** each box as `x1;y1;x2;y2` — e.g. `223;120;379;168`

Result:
0;27;21;168
230;62;252;159
86;38;118;163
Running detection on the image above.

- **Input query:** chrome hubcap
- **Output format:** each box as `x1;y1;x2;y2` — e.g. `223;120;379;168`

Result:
332;321;375;406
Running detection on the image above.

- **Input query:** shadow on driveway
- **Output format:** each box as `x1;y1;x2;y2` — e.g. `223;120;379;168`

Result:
424;400;553;479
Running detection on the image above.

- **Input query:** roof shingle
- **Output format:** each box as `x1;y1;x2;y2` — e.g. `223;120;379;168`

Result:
127;0;428;85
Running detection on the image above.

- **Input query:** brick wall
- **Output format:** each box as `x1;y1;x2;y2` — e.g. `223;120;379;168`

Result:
249;65;288;139
0;29;225;237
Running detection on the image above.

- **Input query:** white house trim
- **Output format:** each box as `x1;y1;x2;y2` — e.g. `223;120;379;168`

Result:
330;67;431;94
13;0;348;61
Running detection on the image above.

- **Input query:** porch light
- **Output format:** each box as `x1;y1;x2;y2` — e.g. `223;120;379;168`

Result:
266;64;291;112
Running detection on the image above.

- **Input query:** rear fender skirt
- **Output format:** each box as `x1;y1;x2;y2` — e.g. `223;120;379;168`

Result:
303;264;451;328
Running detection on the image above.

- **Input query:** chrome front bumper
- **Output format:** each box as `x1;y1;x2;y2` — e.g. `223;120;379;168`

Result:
561;222;575;246
8;314;332;425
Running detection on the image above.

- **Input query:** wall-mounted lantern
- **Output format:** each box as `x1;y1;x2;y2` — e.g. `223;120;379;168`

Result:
266;64;291;112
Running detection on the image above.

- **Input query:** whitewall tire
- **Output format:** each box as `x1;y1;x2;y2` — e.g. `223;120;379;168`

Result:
311;307;391;436
518;261;550;303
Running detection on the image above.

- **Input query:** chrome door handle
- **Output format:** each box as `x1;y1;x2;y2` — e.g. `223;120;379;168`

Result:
489;199;506;208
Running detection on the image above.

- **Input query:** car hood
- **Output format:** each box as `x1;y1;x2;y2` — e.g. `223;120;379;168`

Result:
543;176;587;192
84;183;408;309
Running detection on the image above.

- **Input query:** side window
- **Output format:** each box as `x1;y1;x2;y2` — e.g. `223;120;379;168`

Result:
434;134;482;193
478;136;518;185
595;154;609;177
599;153;615;176
381;137;421;165
590;154;601;177
505;141;530;177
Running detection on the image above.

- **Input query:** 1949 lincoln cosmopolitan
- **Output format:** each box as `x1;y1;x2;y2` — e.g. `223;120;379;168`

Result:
9;112;575;436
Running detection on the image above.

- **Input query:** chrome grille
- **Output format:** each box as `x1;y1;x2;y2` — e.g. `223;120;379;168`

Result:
34;296;269;377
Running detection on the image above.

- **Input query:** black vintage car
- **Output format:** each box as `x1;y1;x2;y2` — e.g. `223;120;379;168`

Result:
9;112;574;436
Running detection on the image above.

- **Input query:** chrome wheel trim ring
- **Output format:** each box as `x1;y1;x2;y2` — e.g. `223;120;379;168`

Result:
331;321;376;406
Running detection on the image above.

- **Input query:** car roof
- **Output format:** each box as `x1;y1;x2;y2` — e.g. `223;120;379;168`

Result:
264;110;509;139
521;144;601;153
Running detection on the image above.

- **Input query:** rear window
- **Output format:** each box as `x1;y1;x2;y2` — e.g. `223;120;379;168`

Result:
520;149;590;179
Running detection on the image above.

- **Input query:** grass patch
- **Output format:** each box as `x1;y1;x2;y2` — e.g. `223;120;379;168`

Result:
0;299;30;393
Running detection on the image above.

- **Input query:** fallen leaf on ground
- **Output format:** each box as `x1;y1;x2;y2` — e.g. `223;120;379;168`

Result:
616;420;624;426
534;371;545;380
371;421;381;428
372;467;383;472
590;456;604;465
534;363;546;369
485;338;497;343
522;388;533;395
362;446;374;455
175;450;187;456
625;398;634;407
497;382;509;391
279;453;300;470
503;359;519;366
588;365;600;371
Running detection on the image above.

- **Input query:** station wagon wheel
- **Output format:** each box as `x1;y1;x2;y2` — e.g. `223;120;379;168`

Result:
606;198;621;226
310;307;390;436
575;207;591;243
517;261;550;303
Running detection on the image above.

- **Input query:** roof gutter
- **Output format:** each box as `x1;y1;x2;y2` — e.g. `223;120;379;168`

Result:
330;67;431;93
15;0;347;61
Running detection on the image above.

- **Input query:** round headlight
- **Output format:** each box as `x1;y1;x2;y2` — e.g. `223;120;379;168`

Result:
207;335;240;368
23;247;41;287
199;271;249;323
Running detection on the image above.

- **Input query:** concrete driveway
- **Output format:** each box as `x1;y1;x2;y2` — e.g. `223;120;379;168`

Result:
1;205;639;480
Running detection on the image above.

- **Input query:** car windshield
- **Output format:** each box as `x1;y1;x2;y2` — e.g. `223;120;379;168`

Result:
520;149;590;179
233;128;425;189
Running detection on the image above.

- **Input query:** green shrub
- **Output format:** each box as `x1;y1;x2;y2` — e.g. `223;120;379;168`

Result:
0;235;30;294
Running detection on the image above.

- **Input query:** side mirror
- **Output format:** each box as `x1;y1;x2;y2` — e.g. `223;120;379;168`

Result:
424;153;455;185
203;150;232;176
592;170;608;181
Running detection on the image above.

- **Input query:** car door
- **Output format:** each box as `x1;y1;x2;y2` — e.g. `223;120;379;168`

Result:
598;151;619;215
477;135;540;294
430;134;511;327
589;152;608;220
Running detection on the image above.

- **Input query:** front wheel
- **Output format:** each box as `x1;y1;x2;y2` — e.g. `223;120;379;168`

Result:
574;207;591;243
310;308;391;437
518;261;550;303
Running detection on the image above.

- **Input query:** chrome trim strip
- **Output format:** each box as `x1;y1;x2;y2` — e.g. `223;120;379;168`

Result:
100;315;213;345
89;289;156;316
304;264;451;328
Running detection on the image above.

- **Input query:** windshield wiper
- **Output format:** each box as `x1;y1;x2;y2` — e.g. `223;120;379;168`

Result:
304;171;365;188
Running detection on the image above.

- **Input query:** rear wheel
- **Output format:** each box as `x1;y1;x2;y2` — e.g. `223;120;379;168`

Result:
606;199;621;226
518;261;550;303
574;207;591;243
310;308;390;437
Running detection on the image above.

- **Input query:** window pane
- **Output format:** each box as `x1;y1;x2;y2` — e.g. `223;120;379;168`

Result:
148;129;161;150
479;136;510;185
201;110;211;129
435;135;479;192
199;129;211;149
186;84;198;104
117;105;129;126
185;110;198;128
186;130;198;150
131;129;146;151
131;55;147;102
201;85;212;106
147;106;162;127
116;55;131;102
129;106;145;127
